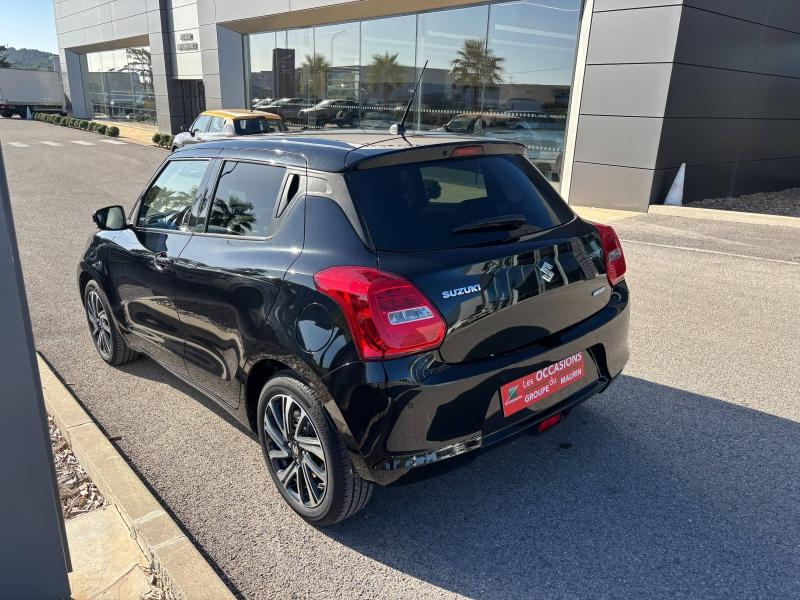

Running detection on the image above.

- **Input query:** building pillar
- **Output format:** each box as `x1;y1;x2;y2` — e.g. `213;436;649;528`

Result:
565;1;682;211
199;22;246;110
60;49;90;118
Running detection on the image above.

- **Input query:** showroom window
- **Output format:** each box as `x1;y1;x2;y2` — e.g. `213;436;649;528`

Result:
244;0;582;185
83;46;156;126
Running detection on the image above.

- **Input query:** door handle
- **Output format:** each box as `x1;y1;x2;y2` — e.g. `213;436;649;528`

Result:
153;252;174;270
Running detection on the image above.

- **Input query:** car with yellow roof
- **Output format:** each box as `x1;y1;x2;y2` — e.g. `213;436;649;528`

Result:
171;109;287;151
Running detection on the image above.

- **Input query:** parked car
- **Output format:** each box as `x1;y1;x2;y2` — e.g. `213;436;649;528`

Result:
257;97;314;122
298;99;359;128
171;109;286;151
358;109;400;130
438;112;523;136
252;98;274;110
79;133;630;525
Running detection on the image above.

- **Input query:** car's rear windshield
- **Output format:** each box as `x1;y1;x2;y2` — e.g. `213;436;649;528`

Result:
348;154;573;251
234;118;286;135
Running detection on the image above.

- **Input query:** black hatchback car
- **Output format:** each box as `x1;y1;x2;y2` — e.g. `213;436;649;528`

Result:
79;132;630;525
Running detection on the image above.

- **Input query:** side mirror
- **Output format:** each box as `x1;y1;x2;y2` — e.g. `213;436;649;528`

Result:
180;124;189;133
93;205;127;231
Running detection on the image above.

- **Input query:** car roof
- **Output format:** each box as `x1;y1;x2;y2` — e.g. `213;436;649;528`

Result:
173;130;526;172
202;109;281;120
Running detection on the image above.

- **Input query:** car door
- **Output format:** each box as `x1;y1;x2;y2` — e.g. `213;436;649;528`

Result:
173;153;307;408
108;158;212;375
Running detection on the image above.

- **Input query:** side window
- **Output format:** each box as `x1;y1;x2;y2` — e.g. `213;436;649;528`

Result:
191;115;210;133
137;160;208;230
207;117;226;133
207;162;286;237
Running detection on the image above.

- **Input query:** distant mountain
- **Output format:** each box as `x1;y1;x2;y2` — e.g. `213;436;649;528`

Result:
1;47;57;71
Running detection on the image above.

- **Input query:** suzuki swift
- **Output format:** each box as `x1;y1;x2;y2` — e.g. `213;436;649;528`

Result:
79;132;630;525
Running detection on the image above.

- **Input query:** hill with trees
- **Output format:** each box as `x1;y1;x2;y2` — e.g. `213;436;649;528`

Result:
0;46;57;71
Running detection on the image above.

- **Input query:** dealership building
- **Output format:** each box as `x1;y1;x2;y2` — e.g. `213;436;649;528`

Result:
54;0;800;210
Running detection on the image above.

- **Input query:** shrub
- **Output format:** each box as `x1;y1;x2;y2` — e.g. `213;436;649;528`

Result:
106;126;119;137
152;133;162;144
96;124;107;135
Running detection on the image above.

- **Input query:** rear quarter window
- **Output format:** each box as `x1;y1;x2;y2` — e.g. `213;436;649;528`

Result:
348;154;573;251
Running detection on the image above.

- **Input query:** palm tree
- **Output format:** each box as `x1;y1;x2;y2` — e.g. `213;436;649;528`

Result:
300;53;330;100
450;39;504;107
367;52;403;105
211;194;256;234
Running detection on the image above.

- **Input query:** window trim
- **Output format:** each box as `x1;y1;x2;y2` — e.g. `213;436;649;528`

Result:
133;157;213;234
197;158;291;241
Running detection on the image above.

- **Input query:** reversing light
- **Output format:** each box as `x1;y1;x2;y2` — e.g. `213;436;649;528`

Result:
314;266;446;360
593;223;627;286
387;306;434;325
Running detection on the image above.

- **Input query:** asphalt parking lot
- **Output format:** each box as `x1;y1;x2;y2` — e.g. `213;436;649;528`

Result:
3;116;800;599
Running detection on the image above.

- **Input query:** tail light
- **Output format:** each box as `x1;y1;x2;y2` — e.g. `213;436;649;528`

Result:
594;223;627;286
314;266;446;360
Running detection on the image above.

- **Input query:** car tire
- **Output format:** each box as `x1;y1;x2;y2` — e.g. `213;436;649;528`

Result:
83;280;139;366
257;372;373;526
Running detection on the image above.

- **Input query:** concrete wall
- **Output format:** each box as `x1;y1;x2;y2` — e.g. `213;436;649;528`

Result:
569;0;800;209
659;0;800;202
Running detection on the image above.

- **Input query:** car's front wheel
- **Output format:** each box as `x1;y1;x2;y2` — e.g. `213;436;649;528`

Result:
83;280;139;366
257;373;373;525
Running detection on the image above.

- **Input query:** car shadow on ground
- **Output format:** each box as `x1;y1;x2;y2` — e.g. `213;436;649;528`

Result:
324;375;800;599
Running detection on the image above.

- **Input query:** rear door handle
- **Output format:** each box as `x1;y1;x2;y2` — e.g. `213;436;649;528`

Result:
153;252;174;270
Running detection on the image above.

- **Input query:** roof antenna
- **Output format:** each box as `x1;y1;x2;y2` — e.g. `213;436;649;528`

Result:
390;60;428;137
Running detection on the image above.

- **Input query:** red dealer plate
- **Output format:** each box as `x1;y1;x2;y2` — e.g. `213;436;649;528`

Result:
500;352;586;417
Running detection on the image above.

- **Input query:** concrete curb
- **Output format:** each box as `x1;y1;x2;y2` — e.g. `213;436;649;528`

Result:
649;204;800;228
38;355;235;600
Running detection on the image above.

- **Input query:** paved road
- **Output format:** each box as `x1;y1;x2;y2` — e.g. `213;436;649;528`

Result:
3;117;800;599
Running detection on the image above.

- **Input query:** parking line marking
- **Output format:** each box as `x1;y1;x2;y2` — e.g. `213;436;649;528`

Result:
71;140;96;145
6;142;29;147
40;141;63;146
620;239;800;266
99;139;126;145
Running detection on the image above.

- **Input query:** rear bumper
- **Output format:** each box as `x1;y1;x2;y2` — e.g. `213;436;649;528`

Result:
323;282;630;485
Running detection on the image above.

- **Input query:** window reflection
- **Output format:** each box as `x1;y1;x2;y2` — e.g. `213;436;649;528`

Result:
360;15;416;128
243;0;583;185
83;46;156;126
486;0;581;184
416;5;490;130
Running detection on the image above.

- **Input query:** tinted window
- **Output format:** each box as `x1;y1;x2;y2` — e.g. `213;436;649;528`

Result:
138;160;208;230
234;118;286;135
348;154;573;251
207;116;226;133
207;162;285;237
192;115;211;133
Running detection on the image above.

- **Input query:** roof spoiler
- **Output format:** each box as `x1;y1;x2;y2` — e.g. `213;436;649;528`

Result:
346;140;526;170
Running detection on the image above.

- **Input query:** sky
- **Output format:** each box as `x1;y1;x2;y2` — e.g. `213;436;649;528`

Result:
0;0;59;53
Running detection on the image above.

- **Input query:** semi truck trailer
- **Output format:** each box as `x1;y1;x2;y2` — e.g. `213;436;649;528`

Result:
0;68;65;118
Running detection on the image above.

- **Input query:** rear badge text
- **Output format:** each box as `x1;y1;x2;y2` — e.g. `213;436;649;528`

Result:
442;284;482;299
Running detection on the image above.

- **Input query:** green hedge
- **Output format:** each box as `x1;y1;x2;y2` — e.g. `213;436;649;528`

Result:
34;112;121;138
152;132;174;149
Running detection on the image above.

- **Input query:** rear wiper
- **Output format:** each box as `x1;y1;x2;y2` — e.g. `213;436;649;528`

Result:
452;214;528;234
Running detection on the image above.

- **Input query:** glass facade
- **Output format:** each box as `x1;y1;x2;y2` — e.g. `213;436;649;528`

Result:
84;46;156;126
246;1;581;183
